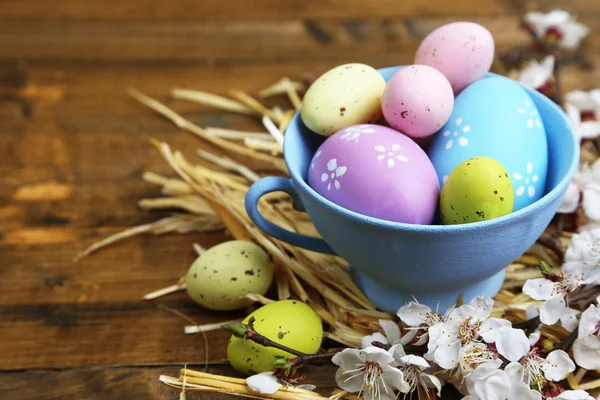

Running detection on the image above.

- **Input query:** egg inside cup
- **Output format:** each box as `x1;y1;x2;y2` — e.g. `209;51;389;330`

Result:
245;66;579;312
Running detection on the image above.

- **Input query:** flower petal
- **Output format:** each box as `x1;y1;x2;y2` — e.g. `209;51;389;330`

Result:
467;367;511;400
467;295;494;322
557;182;581;213
529;331;542;346
397;302;430;326
246;372;282;394
565;228;600;262
523;278;556;300
379;319;401;343
388;343;407;363
433;338;461;369
361;332;388;348
525;304;540;320
509;380;543;400
334;365;364;393
427;322;444;354
363;346;394;365
543;350;576;381
560;307;581;333
555;390;595;400
578;304;600;336
400;354;430;370
332;348;364;369
479;318;512;343
573;337;600;370
582;184;600;220
540;296;567;325
422;373;443;395
382;365;410;393
494;326;530;362
579;121;600;139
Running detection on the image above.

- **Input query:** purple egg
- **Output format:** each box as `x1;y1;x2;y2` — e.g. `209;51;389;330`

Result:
307;124;440;224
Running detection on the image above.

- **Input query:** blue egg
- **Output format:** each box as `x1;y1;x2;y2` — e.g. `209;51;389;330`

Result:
428;76;548;212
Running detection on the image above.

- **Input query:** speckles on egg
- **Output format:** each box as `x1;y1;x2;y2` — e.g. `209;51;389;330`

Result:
185;240;273;311
382;65;454;138
227;300;323;375
300;63;386;136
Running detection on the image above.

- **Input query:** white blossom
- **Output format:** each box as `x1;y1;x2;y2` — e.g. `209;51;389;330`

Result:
432;296;511;369
332;347;408;400
558;160;600;219
504;349;575;393
549;390;595;400
389;344;442;399
573;297;600;370
566;228;600;262
456;342;499;378
361;319;402;348
517;55;555;94
397;300;454;352
524;10;590;49
566;89;600;140
523;268;586;326
462;362;511;400
246;371;282;394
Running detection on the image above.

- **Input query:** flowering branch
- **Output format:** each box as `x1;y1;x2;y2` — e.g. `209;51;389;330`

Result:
222;318;309;358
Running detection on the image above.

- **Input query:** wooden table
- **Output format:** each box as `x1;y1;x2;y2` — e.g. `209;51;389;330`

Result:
1;1;598;399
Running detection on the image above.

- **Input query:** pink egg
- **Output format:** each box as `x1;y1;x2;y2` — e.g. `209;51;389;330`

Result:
382;65;454;138
307;124;440;224
415;22;495;94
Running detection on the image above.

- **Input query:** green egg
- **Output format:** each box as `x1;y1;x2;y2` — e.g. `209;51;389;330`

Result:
185;240;273;311
440;156;514;225
227;300;323;375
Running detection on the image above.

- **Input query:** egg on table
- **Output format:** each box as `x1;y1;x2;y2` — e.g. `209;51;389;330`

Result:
382;65;455;138
185;240;273;311
428;75;548;212
227;300;323;375
301;63;386;136
307;124;440;224
415;22;495;94
440;157;514;225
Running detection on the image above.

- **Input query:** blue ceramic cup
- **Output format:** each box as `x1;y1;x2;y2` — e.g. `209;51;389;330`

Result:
245;66;579;312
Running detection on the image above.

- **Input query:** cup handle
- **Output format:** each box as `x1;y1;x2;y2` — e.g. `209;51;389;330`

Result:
245;176;336;255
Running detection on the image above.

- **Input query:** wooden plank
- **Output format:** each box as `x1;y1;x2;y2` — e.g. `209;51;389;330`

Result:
0;293;245;370
0;17;597;64
0;365;466;400
0;0;501;21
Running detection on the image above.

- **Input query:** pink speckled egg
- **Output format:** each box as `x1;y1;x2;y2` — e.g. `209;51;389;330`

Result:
307;124;440;224
382;65;454;138
415;22;495;94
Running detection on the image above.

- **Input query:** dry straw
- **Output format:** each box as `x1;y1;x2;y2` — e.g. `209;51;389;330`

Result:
77;78;599;397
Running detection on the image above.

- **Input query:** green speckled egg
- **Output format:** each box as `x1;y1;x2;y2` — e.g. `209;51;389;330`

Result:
185;241;273;311
227;300;323;375
301;63;386;136
440;156;514;225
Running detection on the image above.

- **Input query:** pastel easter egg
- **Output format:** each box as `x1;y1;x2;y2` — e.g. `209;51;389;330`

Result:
382;65;454;138
227;300;322;375
440;157;514;225
185;241;273;311
307;124;439;224
428;76;548;212
301;63;386;136
415;22;495;94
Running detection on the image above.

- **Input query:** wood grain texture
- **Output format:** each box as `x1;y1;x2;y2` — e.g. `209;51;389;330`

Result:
0;0;599;398
0;0;501;21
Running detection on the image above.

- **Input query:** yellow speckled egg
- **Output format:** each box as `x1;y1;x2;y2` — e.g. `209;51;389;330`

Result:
440;156;514;225
227;300;323;375
185;241;273;311
301;63;386;136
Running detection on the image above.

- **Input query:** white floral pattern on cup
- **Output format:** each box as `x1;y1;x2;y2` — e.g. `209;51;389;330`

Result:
374;144;409;169
442;117;471;150
517;98;543;129
513;162;539;197
321;158;347;190
340;125;376;143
